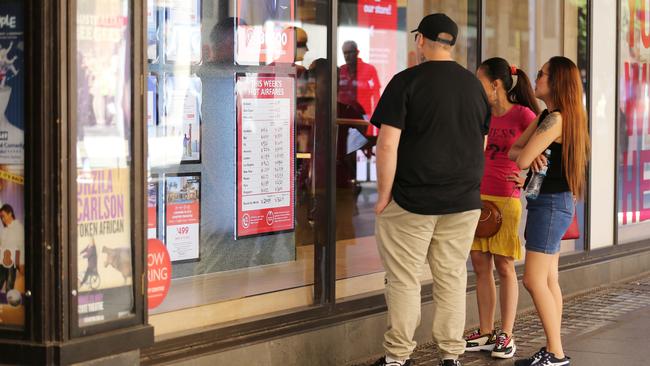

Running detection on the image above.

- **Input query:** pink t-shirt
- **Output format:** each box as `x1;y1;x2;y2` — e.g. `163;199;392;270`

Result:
481;104;537;198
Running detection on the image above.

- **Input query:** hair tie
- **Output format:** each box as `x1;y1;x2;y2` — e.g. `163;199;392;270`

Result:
510;65;518;75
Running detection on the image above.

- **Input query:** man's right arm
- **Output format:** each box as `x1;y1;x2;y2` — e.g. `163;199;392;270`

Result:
375;124;401;215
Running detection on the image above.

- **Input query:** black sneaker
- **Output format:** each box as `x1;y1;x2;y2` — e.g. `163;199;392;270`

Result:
534;352;570;366
491;331;516;359
438;360;461;366
514;347;547;366
370;356;413;366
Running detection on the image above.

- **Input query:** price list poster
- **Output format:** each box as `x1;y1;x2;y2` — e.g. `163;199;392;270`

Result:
236;75;295;238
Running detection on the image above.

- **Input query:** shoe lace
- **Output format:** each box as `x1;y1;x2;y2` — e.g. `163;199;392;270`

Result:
495;333;509;348
532;348;547;360
465;328;482;340
537;352;552;365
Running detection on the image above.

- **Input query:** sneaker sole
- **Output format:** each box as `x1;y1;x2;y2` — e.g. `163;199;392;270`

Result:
465;344;495;352
491;344;516;359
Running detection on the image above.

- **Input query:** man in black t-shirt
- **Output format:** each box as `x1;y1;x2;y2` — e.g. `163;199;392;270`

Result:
370;13;490;366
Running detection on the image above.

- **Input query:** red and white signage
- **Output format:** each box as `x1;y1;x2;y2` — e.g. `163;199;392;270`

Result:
147;239;171;310
236;75;295;238
147;181;157;239
235;0;295;65
165;175;200;261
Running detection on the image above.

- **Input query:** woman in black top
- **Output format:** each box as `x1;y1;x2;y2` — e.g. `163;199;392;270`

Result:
508;57;590;366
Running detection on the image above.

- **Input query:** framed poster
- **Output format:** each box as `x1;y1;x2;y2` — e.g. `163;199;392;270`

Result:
235;0;295;65
147;176;158;239
76;0;134;327
163;73;201;163
0;0;25;330
164;174;200;262
147;0;158;63
236;74;295;238
147;74;158;127
163;0;201;64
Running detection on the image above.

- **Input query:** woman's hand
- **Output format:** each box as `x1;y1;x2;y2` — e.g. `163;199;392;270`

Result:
506;173;526;188
530;154;548;173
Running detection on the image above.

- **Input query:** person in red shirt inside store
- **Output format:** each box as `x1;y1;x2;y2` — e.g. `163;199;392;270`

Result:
338;40;381;128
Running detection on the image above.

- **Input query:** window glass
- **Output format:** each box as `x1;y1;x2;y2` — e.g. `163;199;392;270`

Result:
483;0;588;255
146;0;331;335
0;0;26;330
76;0;135;327
617;0;650;244
334;0;480;298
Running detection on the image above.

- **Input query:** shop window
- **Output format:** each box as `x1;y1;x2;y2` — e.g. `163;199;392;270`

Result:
145;0;332;336
617;0;650;244
482;0;589;255
334;0;480;298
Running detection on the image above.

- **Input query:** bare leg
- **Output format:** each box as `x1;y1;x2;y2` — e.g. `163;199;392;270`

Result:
470;250;496;334
494;254;518;335
522;251;564;359
547;254;563;334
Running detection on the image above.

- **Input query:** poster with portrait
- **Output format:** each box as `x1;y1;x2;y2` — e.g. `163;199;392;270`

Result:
76;0;134;327
164;174;200;262
162;0;201;64
0;0;25;330
163;74;201;163
235;0;295;65
236;75;295;238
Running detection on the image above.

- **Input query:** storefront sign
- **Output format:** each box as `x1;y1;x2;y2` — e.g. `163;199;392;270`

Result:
235;0;295;65
0;0;25;330
165;174;200;262
619;0;650;224
236;75;294;238
147;238;171;309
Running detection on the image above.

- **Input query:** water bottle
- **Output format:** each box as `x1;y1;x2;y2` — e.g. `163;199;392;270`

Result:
525;149;552;200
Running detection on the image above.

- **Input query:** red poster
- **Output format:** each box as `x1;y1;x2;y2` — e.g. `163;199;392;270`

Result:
236;75;295;238
357;0;397;136
165;175;200;262
236;0;295;65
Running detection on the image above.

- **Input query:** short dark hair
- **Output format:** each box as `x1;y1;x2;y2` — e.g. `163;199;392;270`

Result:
0;204;15;219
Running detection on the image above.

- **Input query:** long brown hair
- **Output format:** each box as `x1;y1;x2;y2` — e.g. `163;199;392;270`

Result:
479;57;540;114
547;56;590;198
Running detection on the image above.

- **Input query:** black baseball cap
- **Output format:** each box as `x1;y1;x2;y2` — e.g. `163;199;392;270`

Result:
410;13;458;45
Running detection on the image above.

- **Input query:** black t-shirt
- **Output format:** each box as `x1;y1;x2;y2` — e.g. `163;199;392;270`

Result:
370;61;490;215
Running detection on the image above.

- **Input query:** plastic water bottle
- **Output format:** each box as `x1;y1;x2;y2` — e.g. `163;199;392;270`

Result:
525;149;552;200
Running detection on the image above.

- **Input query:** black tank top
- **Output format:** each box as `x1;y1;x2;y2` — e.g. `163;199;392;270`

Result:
525;110;571;193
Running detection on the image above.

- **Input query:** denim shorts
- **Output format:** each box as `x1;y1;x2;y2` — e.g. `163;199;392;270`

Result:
524;192;575;255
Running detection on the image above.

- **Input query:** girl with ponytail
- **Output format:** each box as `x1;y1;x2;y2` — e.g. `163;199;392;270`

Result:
464;57;539;359
508;56;590;366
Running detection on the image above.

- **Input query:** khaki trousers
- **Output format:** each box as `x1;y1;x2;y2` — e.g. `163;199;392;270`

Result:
376;200;480;360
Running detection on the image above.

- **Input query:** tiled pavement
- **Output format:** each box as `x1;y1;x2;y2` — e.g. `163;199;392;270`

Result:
351;273;650;366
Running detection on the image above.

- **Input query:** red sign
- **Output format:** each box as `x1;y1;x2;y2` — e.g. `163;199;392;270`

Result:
357;0;397;136
147;239;171;310
236;75;295;237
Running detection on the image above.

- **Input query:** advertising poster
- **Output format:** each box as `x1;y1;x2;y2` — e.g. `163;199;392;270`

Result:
147;0;158;62
165;174;200;262
235;0;295;65
147;239;171;310
76;0;133;327
77;168;133;326
163;0;201;64
0;0;25;330
619;0;650;226
163;74;201;163
147;74;158;127
236;75;294;238
147;178;158;239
